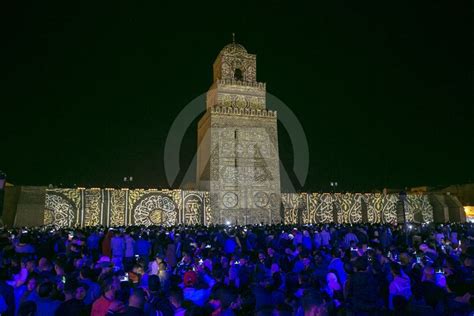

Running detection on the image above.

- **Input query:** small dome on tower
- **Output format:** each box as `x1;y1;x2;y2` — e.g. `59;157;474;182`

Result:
219;42;247;55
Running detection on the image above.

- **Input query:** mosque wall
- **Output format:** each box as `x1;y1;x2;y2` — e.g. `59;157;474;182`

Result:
41;189;440;227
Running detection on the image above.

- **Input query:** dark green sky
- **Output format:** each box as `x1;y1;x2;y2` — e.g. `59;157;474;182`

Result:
1;0;472;192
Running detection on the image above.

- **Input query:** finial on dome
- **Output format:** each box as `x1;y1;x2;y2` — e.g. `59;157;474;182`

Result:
232;32;235;43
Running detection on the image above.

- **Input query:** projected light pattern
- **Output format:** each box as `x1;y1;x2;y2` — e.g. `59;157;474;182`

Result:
45;189;210;227
281;193;434;225
45;189;434;227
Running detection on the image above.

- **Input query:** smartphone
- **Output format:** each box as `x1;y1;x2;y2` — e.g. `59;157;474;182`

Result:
62;276;66;284
234;260;240;265
198;259;204;265
120;273;129;282
68;234;73;241
416;256;422;264
205;244;211;249
135;254;139;259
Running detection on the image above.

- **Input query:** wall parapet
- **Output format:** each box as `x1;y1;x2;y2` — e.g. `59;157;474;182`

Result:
210;105;277;118
216;79;266;90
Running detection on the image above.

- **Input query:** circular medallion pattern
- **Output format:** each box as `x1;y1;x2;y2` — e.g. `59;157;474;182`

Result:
254;191;269;208
222;192;238;208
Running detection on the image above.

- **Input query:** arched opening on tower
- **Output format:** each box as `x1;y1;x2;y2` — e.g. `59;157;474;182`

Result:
234;68;243;81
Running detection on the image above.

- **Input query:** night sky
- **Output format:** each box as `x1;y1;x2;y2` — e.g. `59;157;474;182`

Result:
1;1;472;192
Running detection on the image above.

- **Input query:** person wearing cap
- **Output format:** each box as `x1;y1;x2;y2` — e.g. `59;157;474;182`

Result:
182;270;211;307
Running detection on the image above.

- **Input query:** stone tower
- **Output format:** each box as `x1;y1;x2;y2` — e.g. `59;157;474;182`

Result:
197;40;281;225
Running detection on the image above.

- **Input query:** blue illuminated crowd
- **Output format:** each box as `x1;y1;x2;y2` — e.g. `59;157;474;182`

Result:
0;222;473;316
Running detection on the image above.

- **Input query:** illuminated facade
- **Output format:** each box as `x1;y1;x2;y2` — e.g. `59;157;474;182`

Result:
43;188;439;227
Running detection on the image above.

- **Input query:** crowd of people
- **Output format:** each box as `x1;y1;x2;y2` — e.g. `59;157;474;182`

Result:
0;222;473;316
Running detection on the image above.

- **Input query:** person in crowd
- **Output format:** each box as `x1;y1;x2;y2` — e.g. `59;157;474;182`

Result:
101;230;113;258
300;290;328;316
55;280;87;316
143;275;173;316
388;262;412;310
91;277;119;316
87;230;101;260
418;266;447;311
320;227;331;247
168;286;186;316
14;234;36;255
17;300;36;316
0;267;15;316
79;266;102;306
327;248;347;285
124;232;135;267
182;270;211;307
31;280;61;316
344;229;359;248
15;275;38;314
135;234;151;268
347;256;381;314
120;288;146;316
111;231;125;260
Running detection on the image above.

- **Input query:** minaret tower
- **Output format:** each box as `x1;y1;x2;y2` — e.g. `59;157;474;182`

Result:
197;36;281;224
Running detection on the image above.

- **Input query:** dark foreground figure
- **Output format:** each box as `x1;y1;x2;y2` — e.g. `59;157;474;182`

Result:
0;223;473;316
